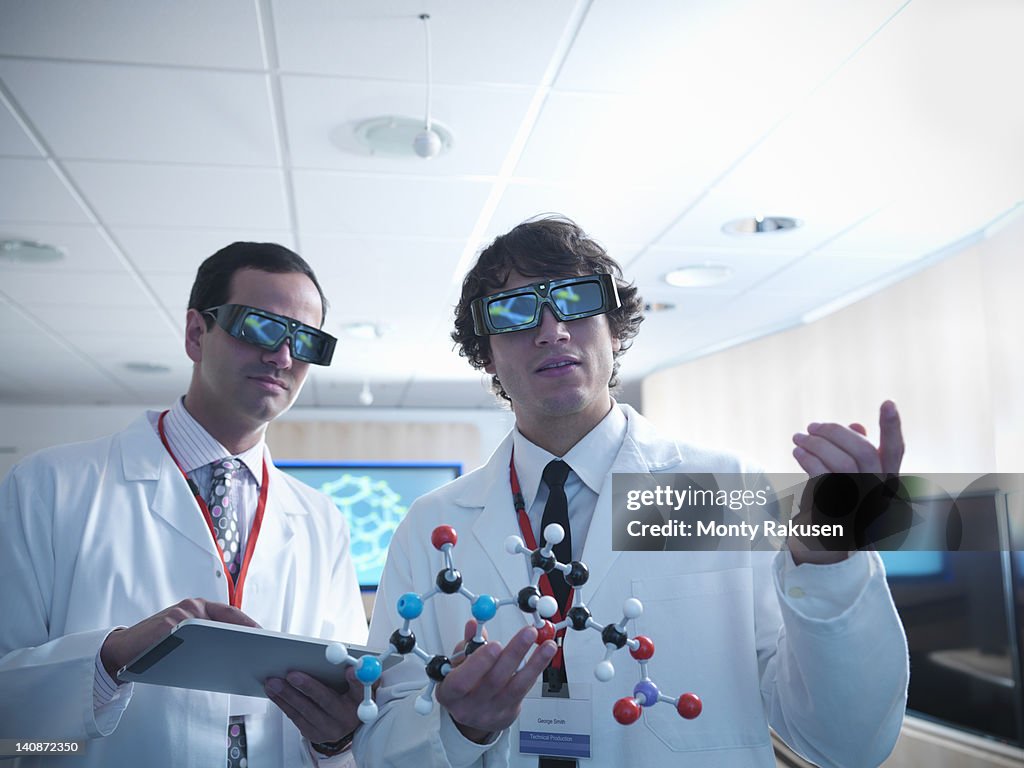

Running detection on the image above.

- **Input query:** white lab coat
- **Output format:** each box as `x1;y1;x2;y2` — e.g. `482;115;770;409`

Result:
0;413;368;767
355;405;907;768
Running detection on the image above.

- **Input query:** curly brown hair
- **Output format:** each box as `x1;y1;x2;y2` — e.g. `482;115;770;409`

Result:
452;215;644;402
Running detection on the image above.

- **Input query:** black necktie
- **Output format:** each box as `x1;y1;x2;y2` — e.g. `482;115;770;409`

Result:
540;460;572;616
539;460;577;768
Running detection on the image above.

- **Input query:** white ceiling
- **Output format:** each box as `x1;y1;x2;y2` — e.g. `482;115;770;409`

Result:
1;0;1021;409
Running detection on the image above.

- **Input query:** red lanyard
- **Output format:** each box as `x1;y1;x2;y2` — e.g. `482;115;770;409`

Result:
157;410;268;608
509;450;571;668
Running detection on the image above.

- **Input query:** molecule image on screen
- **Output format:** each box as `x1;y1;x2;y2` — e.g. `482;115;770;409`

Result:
319;473;406;586
325;524;702;726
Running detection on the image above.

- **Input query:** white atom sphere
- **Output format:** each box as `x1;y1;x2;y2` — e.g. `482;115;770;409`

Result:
537;595;559;618
543;523;565;545
358;700;379;723
623;597;643;619
413;128;442;158
504;535;524;554
325;643;348;665
414;695;434;715
594;660;615;682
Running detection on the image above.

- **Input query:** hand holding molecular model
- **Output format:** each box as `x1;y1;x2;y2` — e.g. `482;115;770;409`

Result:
325;524;701;729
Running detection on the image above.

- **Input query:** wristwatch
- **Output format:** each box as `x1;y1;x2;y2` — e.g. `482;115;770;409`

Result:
311;731;354;757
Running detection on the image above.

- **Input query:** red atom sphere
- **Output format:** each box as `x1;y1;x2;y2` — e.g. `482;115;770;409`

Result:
630;635;655;661
613;697;642;725
676;692;702;719
430;525;458;550
535;621;556;645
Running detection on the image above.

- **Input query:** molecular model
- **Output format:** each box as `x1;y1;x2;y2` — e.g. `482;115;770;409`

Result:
325;524;702;727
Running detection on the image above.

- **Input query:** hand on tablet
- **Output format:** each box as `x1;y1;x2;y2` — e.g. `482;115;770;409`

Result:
100;598;259;680
264;666;364;746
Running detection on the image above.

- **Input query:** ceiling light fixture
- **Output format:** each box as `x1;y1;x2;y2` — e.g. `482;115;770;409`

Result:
722;216;801;235
350;14;454;159
413;13;441;158
123;361;171;374
358;380;374;406
340;322;383;340
664;264;734;288
0;239;65;263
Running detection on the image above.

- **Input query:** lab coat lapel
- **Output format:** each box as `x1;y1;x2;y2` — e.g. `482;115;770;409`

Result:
464;435;534;603
248;465;298;579
579;406;682;600
120;414;223;560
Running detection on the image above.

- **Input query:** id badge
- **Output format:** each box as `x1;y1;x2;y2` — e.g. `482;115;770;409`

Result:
518;683;592;760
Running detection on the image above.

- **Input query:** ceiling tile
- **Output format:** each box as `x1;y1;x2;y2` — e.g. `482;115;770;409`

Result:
64;162;291;229
293;171;491;237
271;0;576;85
0;270;158;308
0;102;39;157
0;0;264;68
487;182;684;246
0;158;91;224
114;228;297;274
0;60;279;165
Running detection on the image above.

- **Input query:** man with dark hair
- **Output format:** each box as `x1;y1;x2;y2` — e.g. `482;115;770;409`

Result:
356;216;907;767
0;243;367;766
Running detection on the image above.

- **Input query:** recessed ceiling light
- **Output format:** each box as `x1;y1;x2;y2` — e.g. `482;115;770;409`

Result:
340;322;383;340
722;216;801;235
664;264;734;288
353;116;454;158
123;362;171;374
0;239;65;263
643;301;677;312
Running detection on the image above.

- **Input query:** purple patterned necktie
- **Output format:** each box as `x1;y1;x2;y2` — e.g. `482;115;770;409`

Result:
208;458;244;579
207;457;247;768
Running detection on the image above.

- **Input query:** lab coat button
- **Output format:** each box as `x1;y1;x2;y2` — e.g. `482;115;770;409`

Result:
215;570;222;579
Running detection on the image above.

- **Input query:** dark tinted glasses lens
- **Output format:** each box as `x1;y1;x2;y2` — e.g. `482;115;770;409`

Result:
240;312;288;349
551;280;605;317
487;293;539;330
291;328;326;361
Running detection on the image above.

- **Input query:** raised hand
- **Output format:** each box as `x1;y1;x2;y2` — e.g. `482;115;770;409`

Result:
436;621;557;743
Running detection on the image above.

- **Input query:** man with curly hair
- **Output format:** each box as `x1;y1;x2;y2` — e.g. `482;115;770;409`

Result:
355;216;908;768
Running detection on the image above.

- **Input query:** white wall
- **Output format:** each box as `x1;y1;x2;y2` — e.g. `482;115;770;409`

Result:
0;403;515;479
643;213;1024;474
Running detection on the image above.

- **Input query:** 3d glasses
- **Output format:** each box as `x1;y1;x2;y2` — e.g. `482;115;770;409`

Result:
470;273;621;336
202;304;337;365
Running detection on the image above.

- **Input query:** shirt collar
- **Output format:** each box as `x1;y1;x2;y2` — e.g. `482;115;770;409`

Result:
512;402;627;508
163;397;265;484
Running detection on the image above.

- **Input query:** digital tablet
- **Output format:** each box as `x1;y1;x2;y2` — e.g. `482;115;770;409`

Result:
118;618;395;698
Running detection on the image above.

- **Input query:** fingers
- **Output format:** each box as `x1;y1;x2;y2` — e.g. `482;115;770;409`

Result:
877;400;905;475
793;423;880;473
792;400;904;476
437;624;557;736
265;671;358;743
204;601;261;628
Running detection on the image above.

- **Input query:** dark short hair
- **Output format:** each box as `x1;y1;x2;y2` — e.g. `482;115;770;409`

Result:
452;215;644;402
188;242;328;326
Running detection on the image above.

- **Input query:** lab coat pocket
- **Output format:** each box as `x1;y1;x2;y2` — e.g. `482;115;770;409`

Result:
631;567;771;752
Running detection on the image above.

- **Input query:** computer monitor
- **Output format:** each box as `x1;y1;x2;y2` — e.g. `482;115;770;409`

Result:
276;461;461;590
